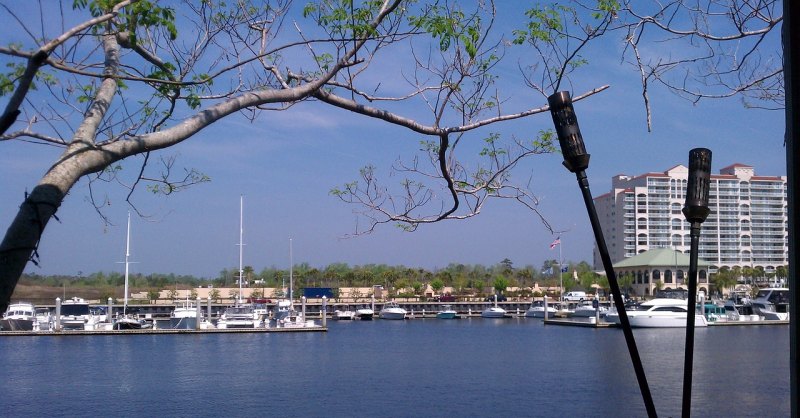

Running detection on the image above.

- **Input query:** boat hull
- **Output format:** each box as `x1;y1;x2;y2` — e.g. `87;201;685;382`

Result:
572;308;607;318
218;319;260;329
0;318;34;331
379;311;407;320
761;311;789;321
113;320;143;330
169;317;199;329
524;309;555;318
481;308;507;318
628;312;708;328
436;312;457;319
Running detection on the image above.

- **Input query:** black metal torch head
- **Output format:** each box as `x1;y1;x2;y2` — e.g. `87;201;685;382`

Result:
682;147;712;223
548;91;590;173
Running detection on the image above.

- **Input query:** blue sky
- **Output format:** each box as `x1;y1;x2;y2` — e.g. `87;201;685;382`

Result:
0;2;786;279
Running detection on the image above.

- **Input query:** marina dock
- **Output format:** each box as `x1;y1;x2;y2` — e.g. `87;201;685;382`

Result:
543;317;789;328
0;326;327;336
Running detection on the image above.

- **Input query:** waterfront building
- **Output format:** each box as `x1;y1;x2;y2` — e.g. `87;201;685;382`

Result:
613;248;712;297
594;163;787;281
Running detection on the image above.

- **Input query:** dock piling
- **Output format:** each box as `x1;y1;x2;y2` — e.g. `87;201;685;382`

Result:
302;296;307;322
207;297;212;324
55;297;61;331
322;296;327;327
196;297;202;330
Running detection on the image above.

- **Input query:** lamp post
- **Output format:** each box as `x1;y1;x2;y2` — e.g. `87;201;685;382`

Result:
681;148;712;418
548;91;657;418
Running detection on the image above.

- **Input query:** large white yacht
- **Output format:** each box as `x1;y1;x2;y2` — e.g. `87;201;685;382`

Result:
0;302;36;331
217;304;263;329
605;298;708;328
169;299;205;329
751;288;789;320
59;297;103;330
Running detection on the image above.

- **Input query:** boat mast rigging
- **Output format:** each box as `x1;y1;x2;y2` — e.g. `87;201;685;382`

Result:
237;195;244;305
123;211;131;315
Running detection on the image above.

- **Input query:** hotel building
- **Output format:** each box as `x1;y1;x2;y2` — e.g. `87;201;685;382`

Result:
593;162;787;283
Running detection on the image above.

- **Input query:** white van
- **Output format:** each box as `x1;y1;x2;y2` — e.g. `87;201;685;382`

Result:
563;291;587;301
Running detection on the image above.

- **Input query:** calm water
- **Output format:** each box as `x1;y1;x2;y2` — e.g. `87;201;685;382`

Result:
0;318;789;417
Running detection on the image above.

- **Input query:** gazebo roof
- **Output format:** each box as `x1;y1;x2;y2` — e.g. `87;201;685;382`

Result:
613;248;711;269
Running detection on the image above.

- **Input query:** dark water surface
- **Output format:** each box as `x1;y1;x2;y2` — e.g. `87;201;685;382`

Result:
1;318;789;417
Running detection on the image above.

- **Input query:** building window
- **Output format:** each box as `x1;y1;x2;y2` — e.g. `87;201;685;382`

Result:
664;270;673;283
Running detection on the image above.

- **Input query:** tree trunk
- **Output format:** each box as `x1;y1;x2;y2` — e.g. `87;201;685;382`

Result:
0;183;66;313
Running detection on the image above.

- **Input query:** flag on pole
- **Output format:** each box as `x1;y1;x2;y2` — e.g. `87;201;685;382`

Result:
549;237;561;250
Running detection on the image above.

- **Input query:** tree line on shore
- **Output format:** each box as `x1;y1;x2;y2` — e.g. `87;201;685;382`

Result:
20;258;602;300
19;258;781;303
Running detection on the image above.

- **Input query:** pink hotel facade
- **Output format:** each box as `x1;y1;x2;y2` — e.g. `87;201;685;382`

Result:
593;163;788;276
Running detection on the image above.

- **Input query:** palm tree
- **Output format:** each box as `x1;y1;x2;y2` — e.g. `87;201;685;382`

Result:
710;271;737;298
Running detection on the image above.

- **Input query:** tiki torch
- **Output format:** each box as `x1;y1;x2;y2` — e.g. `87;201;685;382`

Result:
681;148;712;418
548;91;657;418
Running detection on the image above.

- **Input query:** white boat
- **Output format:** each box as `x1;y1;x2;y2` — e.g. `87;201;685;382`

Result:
355;305;374;320
334;306;356;320
280;313;323;328
217;304;263;329
59;297;103;330
436;304;458;319
273;302;321;329
759;306;789;321
481;306;507;318
170;299;204;329
524;300;557;318
33;307;53;331
571;301;608;318
379;301;407;320
605;298;708;328
0;302;35;331
752;288;789;320
481;295;507;318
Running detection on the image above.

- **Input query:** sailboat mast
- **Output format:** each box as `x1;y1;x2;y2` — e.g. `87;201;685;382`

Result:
124;211;131;314
559;239;563;305
238;195;244;305
289;238;293;301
